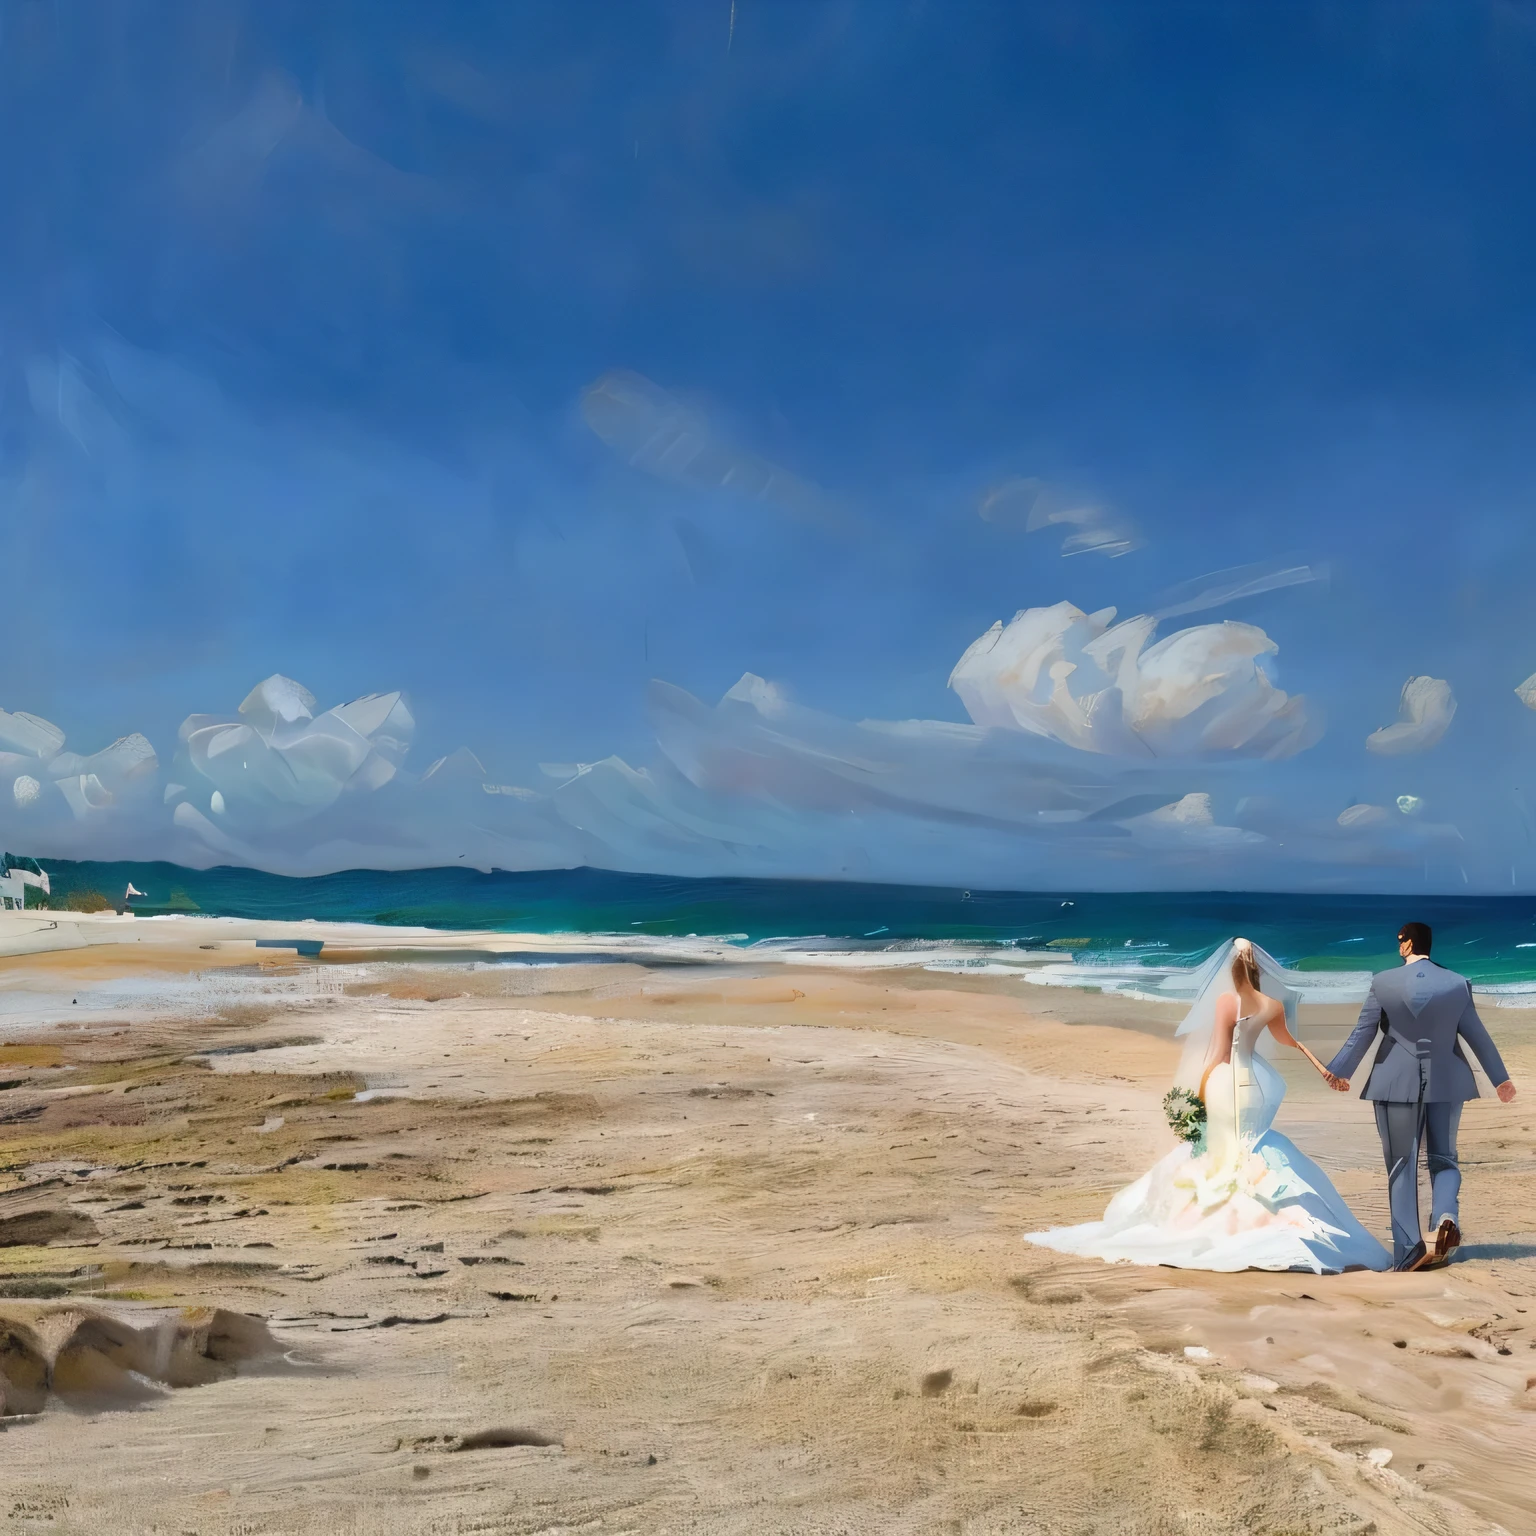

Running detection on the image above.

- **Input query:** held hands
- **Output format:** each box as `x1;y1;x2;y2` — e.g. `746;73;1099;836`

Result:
1497;1080;1517;1104
1304;1047;1350;1092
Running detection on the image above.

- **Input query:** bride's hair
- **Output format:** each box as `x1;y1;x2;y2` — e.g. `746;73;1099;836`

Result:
1231;941;1261;990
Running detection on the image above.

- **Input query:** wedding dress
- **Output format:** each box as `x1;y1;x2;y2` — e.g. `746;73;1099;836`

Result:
1026;941;1390;1274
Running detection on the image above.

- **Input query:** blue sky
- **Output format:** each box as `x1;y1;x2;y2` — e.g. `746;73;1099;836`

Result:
5;1;1536;889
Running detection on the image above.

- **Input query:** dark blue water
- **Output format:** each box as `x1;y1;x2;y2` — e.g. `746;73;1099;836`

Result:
28;859;1536;983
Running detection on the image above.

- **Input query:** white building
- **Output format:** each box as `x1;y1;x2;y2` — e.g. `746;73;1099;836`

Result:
0;854;49;911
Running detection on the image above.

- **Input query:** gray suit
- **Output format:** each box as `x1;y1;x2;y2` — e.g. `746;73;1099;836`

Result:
1328;960;1509;1264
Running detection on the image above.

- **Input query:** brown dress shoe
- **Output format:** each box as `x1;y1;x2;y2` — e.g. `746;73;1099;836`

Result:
1429;1217;1461;1267
1392;1239;1429;1272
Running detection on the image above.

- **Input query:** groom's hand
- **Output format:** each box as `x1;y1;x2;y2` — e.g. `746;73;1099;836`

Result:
1497;1080;1517;1103
1325;1072;1350;1092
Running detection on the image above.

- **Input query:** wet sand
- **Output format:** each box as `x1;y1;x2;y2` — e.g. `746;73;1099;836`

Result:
1;912;1533;1535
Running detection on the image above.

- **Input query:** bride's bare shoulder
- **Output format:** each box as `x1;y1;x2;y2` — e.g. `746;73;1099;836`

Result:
1241;994;1286;1032
1212;990;1239;1021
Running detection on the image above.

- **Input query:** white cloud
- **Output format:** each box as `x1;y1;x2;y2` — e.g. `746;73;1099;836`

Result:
545;754;776;859
1123;792;1266;850
978;477;1139;556
581;370;839;526
948;601;1320;760
648;670;1183;835
1151;559;1325;621
643;675;1459;882
163;673;766;877
0;709;66;760
53;736;158;821
174;675;415;837
0;704;157;826
1337;803;1391;828
0;596;1493;887
1515;671;1536;711
5;657;1476;889
1364;676;1456;755
1327;799;1463;869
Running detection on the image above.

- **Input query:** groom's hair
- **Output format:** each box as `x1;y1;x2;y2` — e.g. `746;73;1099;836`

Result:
1399;921;1432;955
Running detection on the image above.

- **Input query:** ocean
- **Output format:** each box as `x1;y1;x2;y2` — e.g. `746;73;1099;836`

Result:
24;859;1536;1004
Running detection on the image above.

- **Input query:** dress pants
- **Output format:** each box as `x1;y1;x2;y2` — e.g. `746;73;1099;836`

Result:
1374;1099;1463;1265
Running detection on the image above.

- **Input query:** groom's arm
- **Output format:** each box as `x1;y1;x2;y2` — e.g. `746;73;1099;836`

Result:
1456;985;1515;1100
1327;984;1384;1080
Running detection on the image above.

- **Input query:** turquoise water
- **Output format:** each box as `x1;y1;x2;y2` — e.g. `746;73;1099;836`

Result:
30;859;1536;986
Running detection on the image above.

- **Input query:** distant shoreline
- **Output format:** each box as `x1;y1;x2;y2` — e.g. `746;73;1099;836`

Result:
23;852;1536;901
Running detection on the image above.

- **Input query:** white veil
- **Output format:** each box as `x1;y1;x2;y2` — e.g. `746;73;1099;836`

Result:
1171;939;1302;1094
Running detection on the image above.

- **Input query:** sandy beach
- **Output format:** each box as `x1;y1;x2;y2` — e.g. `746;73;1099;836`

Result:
2;912;1534;1535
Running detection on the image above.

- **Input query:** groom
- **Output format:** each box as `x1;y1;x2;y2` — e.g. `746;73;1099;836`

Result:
1328;922;1517;1271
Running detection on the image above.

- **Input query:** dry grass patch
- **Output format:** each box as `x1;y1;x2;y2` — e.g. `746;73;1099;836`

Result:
0;1044;66;1069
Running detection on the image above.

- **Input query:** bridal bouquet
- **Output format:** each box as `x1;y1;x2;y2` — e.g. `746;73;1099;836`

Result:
1163;1086;1207;1145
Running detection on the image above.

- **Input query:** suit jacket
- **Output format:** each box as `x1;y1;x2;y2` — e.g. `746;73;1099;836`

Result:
1327;960;1509;1103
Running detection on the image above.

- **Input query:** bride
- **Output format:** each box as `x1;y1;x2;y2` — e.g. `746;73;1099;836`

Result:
1027;938;1390;1274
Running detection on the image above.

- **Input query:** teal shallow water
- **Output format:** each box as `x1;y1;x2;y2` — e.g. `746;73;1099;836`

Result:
26;859;1536;989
